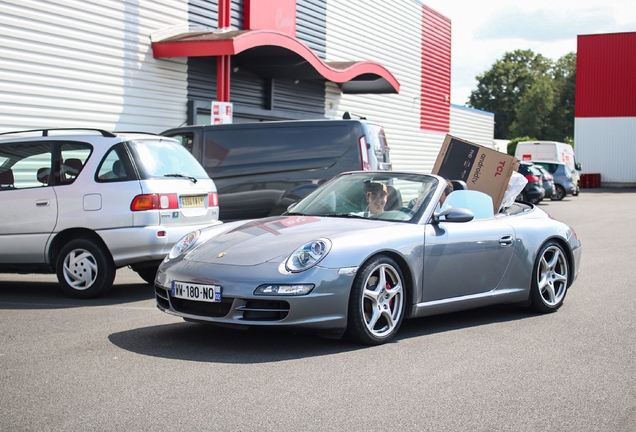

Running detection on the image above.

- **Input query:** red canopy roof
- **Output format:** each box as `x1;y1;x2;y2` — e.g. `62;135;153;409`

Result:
152;29;400;94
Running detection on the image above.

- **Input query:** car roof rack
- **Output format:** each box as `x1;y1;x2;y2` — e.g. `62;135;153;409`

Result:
342;111;367;120
0;128;117;138
113;131;158;135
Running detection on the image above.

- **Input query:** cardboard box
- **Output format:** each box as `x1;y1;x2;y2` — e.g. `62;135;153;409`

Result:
432;135;519;212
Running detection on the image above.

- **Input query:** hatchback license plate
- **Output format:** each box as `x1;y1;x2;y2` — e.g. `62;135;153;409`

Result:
172;281;222;302
181;195;205;208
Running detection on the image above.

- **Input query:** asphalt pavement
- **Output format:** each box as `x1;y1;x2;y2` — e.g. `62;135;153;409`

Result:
1;189;635;431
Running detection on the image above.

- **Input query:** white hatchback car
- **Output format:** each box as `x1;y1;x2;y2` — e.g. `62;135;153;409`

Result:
0;128;220;298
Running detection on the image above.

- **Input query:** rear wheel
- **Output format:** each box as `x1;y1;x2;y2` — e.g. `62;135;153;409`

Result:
136;266;159;285
551;185;565;201
529;241;569;313
345;255;406;345
515;191;527;202
56;238;116;299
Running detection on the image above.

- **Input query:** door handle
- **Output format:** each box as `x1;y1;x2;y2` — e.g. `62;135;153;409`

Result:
499;235;513;246
35;199;50;207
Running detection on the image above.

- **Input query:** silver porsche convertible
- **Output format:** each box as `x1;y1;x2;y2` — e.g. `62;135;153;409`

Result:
155;171;582;345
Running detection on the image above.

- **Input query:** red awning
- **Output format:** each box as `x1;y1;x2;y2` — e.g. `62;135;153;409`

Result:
151;29;400;94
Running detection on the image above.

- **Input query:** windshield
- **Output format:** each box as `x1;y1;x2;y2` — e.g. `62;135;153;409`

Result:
287;172;438;223
128;138;209;179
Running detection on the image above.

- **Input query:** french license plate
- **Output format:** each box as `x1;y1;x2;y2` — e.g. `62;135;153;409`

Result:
181;195;205;208
172;281;222;302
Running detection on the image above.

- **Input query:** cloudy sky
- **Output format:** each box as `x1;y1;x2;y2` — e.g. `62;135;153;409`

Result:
420;0;636;105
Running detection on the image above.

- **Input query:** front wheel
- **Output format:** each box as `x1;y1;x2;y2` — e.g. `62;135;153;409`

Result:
56;238;116;299
529;241;569;313
345;255;406;345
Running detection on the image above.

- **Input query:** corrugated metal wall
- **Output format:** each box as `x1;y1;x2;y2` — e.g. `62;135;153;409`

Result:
575;32;636;187
449;105;495;148
576;32;636;118
186;0;327;122
1;0;494;158
575;117;636;186
420;5;451;133
325;0;439;172
0;0;189;133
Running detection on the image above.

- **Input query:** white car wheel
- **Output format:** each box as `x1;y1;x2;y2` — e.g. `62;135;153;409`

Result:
56;238;115;299
346;255;406;345
530;241;569;313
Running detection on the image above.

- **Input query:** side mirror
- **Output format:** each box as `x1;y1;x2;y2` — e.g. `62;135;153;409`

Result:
575;162;582;171
433;207;474;224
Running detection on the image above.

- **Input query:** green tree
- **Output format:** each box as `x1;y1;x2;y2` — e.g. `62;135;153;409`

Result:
469;49;552;139
468;49;575;141
549;52;576;141
510;74;554;138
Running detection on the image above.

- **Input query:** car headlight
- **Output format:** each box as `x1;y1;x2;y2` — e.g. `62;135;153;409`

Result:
168;230;200;260
285;238;331;272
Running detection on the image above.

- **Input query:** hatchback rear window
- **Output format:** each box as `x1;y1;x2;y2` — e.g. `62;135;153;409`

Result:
128;139;209;179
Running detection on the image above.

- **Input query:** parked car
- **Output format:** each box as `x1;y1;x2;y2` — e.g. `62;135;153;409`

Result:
0;128;220;298
161;115;392;221
534;164;555;199
154;171;582;345
515;140;581;194
531;161;578;201
515;162;545;204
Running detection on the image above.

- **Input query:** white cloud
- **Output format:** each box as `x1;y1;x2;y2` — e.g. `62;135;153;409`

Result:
419;0;636;105
476;6;618;42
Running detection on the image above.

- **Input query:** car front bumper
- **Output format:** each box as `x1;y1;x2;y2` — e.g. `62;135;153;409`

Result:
154;259;356;333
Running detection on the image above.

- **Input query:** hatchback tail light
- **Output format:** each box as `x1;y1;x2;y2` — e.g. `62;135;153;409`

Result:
358;136;371;170
131;194;179;211
525;174;541;183
208;192;219;207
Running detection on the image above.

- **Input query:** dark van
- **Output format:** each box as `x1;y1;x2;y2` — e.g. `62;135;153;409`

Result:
162;119;392;221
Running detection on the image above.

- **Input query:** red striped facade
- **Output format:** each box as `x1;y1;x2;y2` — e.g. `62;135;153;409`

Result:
420;5;451;132
575;32;636;118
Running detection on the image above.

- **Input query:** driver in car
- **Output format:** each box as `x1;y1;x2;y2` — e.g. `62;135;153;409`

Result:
363;180;388;216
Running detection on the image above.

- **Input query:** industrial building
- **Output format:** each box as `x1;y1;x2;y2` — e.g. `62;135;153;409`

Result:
0;0;494;172
575;31;636;187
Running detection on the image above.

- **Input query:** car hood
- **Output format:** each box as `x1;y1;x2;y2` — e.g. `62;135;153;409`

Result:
184;215;390;266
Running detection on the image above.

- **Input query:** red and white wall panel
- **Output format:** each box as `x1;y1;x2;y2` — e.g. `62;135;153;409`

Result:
1;0;494;164
325;0;492;172
575;32;636;186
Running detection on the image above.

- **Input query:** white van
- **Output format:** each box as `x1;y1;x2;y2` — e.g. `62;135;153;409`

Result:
515;141;582;193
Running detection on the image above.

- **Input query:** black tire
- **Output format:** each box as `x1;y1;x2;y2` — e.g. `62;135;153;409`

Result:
136;266;159;285
56;238;116;299
345;255;406;345
551;185;565;201
529;241;569;313
516;191;527;202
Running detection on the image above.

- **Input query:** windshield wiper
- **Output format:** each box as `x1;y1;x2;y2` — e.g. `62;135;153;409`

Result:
285;212;366;219
164;173;197;183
